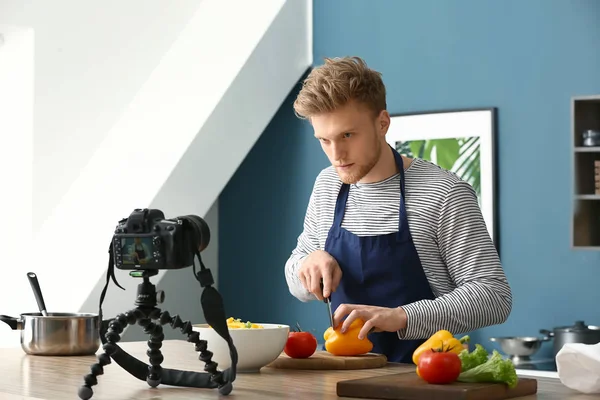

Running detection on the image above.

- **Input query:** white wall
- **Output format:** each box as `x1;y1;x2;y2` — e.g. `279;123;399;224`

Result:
0;0;204;349
0;0;203;230
79;0;313;341
0;24;34;348
0;0;312;348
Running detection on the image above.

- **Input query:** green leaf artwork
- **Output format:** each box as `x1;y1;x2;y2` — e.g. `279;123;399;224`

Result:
396;136;481;204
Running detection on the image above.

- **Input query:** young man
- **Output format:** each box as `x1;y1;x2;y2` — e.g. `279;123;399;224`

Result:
284;56;512;363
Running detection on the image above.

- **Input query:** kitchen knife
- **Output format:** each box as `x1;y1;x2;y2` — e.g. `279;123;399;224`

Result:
320;279;335;328
325;297;334;328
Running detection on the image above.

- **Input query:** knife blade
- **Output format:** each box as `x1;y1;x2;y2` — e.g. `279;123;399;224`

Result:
320;279;335;328
325;297;334;328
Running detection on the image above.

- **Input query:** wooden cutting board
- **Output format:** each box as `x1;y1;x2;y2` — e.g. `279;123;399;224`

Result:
266;350;387;370
336;372;537;400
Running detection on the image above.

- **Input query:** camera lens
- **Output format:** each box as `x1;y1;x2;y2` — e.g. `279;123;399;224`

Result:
183;215;210;253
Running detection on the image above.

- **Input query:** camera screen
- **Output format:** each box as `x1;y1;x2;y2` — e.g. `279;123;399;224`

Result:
120;237;154;265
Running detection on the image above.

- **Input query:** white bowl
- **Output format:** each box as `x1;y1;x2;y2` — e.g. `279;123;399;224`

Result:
192;323;289;373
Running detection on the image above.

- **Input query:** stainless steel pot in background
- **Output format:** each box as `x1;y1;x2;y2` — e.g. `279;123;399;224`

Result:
540;320;600;358
0;312;100;356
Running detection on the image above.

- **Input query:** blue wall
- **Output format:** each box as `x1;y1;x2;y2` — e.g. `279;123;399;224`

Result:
219;0;600;357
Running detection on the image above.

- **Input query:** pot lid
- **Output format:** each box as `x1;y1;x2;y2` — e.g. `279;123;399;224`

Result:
556;320;594;332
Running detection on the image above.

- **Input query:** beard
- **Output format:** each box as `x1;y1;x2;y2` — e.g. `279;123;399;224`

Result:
336;138;382;184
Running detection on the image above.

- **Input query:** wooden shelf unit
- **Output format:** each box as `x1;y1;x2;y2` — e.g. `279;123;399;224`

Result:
572;95;600;249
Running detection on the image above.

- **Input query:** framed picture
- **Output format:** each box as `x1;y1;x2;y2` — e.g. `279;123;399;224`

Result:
386;108;499;250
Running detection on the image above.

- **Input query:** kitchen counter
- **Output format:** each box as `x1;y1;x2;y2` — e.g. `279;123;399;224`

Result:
0;340;597;400
515;368;559;379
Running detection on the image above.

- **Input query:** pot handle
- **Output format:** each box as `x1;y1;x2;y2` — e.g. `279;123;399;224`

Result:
0;315;22;330
539;329;553;341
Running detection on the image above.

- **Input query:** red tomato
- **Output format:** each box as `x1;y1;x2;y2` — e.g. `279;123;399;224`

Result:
284;331;317;358
417;350;461;384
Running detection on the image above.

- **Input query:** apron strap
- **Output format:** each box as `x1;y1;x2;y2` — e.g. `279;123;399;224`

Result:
392;147;410;241
332;183;350;229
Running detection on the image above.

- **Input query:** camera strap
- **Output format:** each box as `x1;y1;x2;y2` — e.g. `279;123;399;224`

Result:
96;243;238;389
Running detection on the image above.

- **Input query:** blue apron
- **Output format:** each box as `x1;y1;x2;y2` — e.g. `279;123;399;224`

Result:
325;146;436;364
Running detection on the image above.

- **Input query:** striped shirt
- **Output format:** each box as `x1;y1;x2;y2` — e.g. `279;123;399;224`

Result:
284;157;512;340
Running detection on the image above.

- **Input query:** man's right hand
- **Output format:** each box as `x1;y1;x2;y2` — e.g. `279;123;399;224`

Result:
297;250;342;301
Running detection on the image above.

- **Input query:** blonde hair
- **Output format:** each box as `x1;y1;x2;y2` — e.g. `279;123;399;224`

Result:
293;56;387;119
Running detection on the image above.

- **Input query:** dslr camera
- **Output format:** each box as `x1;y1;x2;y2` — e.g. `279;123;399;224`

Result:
113;208;210;271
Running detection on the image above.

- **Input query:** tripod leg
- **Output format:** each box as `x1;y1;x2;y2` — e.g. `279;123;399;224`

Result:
78;311;136;400
158;311;232;395
138;307;164;387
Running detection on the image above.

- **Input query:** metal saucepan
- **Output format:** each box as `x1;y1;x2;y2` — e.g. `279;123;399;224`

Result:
0;272;100;356
540;320;600;358
0;312;100;356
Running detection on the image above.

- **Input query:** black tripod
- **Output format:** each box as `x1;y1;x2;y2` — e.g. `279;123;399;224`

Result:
78;262;237;399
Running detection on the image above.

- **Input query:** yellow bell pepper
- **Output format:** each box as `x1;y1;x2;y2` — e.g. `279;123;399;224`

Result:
412;329;470;365
323;318;373;356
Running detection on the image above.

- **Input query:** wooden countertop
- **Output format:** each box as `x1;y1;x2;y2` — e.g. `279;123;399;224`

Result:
0;340;598;400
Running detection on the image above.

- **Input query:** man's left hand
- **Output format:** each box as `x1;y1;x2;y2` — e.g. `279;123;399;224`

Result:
333;304;407;340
